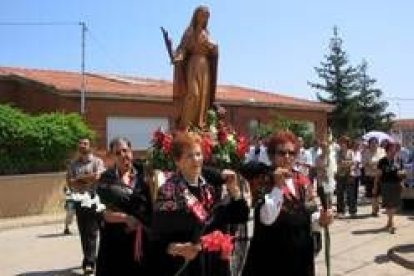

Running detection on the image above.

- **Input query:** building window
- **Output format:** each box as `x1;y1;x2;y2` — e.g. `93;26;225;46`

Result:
106;117;169;150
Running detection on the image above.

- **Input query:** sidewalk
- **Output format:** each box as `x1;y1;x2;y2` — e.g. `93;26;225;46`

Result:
0;212;65;232
315;202;414;275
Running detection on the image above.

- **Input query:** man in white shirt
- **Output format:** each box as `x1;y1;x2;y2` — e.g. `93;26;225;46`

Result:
296;137;313;177
66;138;105;274
245;136;271;166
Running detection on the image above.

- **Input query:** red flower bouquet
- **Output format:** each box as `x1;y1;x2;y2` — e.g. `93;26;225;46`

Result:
172;230;235;276
147;128;174;170
200;230;234;260
204;108;249;170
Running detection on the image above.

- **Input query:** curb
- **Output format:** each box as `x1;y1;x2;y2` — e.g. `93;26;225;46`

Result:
0;213;65;233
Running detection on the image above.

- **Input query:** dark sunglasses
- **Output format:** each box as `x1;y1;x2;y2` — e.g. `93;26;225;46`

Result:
114;148;130;156
275;149;296;156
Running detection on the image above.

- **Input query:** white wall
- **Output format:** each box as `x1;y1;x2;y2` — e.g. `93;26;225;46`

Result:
107;117;169;150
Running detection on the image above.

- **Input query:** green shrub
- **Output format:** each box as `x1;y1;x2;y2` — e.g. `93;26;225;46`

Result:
251;114;314;146
0;104;95;175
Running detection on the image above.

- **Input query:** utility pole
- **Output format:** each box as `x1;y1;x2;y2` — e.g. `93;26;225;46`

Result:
80;22;87;115
395;102;403;145
0;21;88;115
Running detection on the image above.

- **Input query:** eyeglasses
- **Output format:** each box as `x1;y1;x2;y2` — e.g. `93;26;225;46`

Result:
275;150;296;156
114;148;130;156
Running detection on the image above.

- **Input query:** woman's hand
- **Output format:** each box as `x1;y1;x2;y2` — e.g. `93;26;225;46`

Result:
397;169;407;179
125;215;139;231
222;169;241;199
273;167;291;188
319;209;333;227
167;242;201;261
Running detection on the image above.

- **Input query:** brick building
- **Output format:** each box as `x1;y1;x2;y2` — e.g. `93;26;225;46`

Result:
392;119;414;148
0;66;332;151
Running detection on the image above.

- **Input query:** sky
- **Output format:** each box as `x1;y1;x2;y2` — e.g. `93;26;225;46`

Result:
1;0;413;118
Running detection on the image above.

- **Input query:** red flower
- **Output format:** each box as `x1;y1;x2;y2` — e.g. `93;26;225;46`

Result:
201;230;234;260
217;128;228;145
201;134;213;161
152;128;165;147
220;235;234;260
161;133;173;154
152;128;173;155
236;134;249;158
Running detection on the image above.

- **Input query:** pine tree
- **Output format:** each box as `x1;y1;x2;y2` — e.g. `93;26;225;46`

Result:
356;59;394;133
308;27;360;137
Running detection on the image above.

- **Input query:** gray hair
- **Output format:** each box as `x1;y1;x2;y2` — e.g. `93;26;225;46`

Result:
109;137;132;152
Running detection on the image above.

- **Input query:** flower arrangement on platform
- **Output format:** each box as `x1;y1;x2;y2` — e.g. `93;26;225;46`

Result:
146;108;249;171
147;128;175;171
206;109;249;170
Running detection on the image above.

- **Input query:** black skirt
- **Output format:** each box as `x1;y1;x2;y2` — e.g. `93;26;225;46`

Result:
381;181;402;208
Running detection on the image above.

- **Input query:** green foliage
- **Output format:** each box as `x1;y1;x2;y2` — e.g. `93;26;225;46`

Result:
148;148;175;171
251;124;273;139
211;133;241;170
0;104;95;175
251;114;314;146
308;26;360;138
309;27;395;138
270;115;313;146
206;109;218;129
356;60;395;134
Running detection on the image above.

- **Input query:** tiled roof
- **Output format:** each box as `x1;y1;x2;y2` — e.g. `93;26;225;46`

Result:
393;119;414;129
0;66;333;111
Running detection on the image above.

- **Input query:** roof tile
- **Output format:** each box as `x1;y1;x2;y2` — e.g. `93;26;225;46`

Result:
0;66;332;111
393;119;414;129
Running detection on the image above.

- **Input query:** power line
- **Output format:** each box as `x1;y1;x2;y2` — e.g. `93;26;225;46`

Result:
0;22;80;26
1;21;128;74
86;28;125;72
0;21;87;115
385;97;414;101
80;22;86;115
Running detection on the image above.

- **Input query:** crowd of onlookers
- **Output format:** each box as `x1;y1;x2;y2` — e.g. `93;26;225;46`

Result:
245;134;414;233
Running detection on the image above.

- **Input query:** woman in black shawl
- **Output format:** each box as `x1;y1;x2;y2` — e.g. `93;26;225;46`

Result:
95;137;153;276
242;131;332;276
150;131;249;276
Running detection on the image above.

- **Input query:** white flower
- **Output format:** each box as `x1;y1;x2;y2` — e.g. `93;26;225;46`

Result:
227;134;236;146
70;192;106;212
209;125;218;134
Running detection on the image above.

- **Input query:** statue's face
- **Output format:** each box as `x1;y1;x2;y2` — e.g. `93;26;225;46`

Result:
196;9;209;27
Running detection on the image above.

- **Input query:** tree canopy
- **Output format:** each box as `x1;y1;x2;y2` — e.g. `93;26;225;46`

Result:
309;27;394;138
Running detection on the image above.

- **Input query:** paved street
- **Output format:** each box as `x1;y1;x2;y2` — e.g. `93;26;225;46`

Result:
0;222;83;276
0;204;413;276
315;203;414;275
